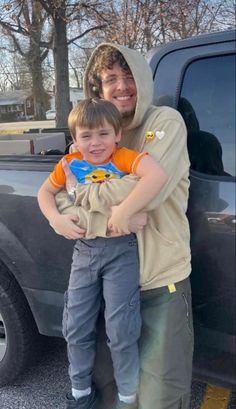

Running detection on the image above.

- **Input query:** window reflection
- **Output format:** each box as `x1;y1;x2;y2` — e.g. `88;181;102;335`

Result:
178;55;235;177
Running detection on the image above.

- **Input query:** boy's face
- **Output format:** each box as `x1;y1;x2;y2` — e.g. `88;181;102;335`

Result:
74;120;121;164
99;63;137;119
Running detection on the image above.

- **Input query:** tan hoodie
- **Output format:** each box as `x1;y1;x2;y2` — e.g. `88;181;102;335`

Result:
56;43;191;290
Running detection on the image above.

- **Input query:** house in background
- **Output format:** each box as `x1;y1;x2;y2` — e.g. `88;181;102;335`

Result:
0;89;34;122
0;87;85;122
49;87;84;110
70;88;84;107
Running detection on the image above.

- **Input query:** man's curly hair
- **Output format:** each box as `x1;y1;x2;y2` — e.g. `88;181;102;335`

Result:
88;46;131;97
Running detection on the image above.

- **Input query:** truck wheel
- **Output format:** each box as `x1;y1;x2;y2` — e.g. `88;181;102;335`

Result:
0;262;38;386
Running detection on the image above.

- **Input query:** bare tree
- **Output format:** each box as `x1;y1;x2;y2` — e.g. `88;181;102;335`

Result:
211;0;236;30
93;0;235;53
157;0;236;42
0;47;31;91
93;0;163;53
69;58;84;88
1;0;234;125
0;0;53;119
38;0;107;127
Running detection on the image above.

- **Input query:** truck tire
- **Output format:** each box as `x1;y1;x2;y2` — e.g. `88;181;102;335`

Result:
0;261;38;385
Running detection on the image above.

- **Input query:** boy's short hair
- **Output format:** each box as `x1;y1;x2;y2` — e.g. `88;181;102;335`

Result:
68;98;122;140
88;46;131;97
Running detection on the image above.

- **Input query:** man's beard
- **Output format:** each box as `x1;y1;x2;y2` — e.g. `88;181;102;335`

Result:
120;108;135;126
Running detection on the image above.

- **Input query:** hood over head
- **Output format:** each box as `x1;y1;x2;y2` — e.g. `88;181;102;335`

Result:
83;43;154;131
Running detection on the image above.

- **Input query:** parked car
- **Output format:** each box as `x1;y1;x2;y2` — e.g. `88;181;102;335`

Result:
46;109;56;120
16;113;34;121
0;29;235;388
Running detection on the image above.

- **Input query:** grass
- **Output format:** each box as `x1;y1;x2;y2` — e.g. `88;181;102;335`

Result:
0;128;27;135
0;120;55;136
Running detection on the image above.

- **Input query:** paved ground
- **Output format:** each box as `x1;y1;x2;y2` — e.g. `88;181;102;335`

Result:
0;336;235;409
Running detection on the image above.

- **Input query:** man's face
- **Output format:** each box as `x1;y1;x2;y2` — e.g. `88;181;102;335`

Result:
99;63;137;119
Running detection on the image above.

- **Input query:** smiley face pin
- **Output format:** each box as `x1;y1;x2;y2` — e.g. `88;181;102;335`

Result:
145;131;155;141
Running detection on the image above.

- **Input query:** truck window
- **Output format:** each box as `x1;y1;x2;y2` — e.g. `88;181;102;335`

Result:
178;54;235;177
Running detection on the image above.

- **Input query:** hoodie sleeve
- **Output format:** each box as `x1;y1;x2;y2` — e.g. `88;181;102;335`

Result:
55;189;109;238
55;176;139;238
74;174;139;212
142;109;190;209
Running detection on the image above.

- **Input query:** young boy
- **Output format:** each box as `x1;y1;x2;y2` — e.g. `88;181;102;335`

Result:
37;98;167;409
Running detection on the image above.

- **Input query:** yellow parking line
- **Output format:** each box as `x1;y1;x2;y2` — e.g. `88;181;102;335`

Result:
200;384;231;409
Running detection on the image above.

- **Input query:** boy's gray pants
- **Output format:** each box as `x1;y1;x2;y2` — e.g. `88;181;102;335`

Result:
62;234;141;396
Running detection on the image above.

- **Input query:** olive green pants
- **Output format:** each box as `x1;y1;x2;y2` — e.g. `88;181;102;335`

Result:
138;277;194;409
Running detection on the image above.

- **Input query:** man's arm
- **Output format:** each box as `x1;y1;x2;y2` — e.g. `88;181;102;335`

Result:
73;174;139;213
108;155;168;234
141;109;189;209
55;187;147;238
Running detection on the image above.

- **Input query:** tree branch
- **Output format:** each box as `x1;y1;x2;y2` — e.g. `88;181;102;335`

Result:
67;24;107;45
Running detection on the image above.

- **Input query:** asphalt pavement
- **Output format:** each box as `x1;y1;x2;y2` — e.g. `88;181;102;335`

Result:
0;337;235;409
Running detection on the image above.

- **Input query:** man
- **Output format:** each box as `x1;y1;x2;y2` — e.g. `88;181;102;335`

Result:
55;43;194;409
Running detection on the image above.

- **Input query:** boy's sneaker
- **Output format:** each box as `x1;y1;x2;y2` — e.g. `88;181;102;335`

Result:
65;385;99;409
114;398;138;409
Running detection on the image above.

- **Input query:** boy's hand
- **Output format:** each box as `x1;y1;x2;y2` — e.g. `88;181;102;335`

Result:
49;214;85;240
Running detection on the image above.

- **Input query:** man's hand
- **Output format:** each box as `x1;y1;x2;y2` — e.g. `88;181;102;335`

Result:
128;212;147;233
108;206;148;235
49;214;86;240
108;205;131;235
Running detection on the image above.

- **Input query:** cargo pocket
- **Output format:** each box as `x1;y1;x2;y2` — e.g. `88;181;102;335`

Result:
62;290;68;339
179;393;191;409
182;292;193;337
127;288;141;339
69;246;92;289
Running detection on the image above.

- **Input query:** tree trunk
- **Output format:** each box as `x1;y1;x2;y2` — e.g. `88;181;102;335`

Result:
53;9;71;128
28;51;47;120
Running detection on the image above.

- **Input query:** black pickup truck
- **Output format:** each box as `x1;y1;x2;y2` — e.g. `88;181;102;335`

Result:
0;30;235;388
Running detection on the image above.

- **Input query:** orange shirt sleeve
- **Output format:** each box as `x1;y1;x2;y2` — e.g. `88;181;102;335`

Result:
112;147;148;175
48;152;82;188
48;159;66;188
